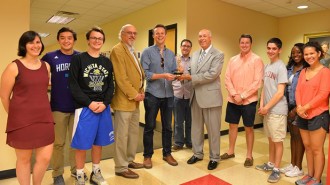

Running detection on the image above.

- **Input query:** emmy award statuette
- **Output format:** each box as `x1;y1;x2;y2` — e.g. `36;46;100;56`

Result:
173;55;183;77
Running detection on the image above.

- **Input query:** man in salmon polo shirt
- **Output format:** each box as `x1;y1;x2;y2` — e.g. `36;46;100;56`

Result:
220;34;264;168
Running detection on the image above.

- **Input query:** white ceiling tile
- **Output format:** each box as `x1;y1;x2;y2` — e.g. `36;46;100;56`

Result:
83;10;114;18
245;2;278;12
30;0;330;46
263;0;306;7
221;0;258;7
261;7;298;17
238;0;262;3
140;0;162;5
31;2;64;10
278;1;326;13
126;0;146;3
57;6;89;14
78;0;104;3
91;5;124;15
31;8;58;15
76;15;102;22
65;0;97;9
313;0;330;7
102;0;135;8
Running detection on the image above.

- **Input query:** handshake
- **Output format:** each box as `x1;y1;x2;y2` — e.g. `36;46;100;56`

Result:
173;66;191;81
176;73;192;81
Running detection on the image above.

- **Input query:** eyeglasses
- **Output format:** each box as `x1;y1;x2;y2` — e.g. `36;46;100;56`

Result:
89;37;104;41
160;57;164;68
125;31;138;36
181;45;191;48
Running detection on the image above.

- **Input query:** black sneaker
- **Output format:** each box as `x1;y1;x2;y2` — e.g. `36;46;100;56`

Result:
53;175;65;185
71;172;88;181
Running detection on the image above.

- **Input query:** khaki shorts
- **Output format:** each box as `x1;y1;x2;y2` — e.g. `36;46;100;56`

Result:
263;113;287;142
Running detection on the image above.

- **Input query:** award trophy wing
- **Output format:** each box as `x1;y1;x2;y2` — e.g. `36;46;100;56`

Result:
173;55;183;76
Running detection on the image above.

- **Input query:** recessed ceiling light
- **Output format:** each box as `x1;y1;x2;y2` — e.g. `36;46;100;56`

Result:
38;33;50;38
47;15;75;24
297;5;308;9
46;11;78;24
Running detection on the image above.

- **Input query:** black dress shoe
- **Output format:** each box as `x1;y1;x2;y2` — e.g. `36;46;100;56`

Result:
187;155;202;164
208;160;218;170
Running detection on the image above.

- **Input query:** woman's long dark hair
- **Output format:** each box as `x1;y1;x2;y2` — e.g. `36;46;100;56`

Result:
287;43;309;69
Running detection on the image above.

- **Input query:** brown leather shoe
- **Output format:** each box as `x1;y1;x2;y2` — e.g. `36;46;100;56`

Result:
128;161;144;169
163;155;178;166
115;169;139;179
143;157;152;169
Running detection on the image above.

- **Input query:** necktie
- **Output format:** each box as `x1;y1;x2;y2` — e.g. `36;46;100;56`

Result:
198;50;206;67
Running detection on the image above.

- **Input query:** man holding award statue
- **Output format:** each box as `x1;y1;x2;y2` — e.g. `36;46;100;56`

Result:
172;39;193;151
178;29;224;170
141;24;179;168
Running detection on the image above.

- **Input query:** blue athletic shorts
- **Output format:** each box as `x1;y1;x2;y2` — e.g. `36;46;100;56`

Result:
71;106;114;150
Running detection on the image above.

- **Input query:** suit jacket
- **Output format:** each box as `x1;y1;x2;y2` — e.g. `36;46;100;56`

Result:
110;41;145;111
190;46;224;108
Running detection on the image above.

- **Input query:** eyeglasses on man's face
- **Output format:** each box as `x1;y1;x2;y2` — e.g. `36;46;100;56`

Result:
181;45;191;48
89;37;104;41
125;31;138;36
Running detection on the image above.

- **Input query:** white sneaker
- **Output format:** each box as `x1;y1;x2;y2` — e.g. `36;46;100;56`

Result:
280;164;293;174
285;166;304;177
75;174;85;185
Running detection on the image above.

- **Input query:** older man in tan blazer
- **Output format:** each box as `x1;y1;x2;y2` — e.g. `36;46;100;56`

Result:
110;24;145;179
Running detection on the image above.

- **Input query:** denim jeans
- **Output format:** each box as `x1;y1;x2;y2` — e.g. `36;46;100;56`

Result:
143;93;173;157
173;97;192;147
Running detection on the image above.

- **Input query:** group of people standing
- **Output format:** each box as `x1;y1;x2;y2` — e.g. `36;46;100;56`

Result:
221;36;330;185
0;23;329;185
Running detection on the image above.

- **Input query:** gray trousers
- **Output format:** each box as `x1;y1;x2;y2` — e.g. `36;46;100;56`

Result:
191;96;221;161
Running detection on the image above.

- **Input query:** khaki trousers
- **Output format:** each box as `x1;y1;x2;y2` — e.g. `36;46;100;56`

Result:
114;108;140;173
51;111;76;177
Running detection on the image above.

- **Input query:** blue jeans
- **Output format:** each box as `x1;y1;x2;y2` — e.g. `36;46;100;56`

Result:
143;93;173;157
173;97;192;147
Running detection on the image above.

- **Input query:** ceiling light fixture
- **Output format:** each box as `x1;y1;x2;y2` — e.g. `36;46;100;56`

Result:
47;16;75;24
46;11;78;24
38;33;50;38
297;5;308;9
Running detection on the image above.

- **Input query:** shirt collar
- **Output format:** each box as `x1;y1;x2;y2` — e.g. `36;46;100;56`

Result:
153;45;167;52
240;51;252;59
202;44;212;54
181;55;190;62
124;42;134;53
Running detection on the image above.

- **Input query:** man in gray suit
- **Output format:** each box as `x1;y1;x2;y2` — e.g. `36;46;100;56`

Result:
178;29;224;170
